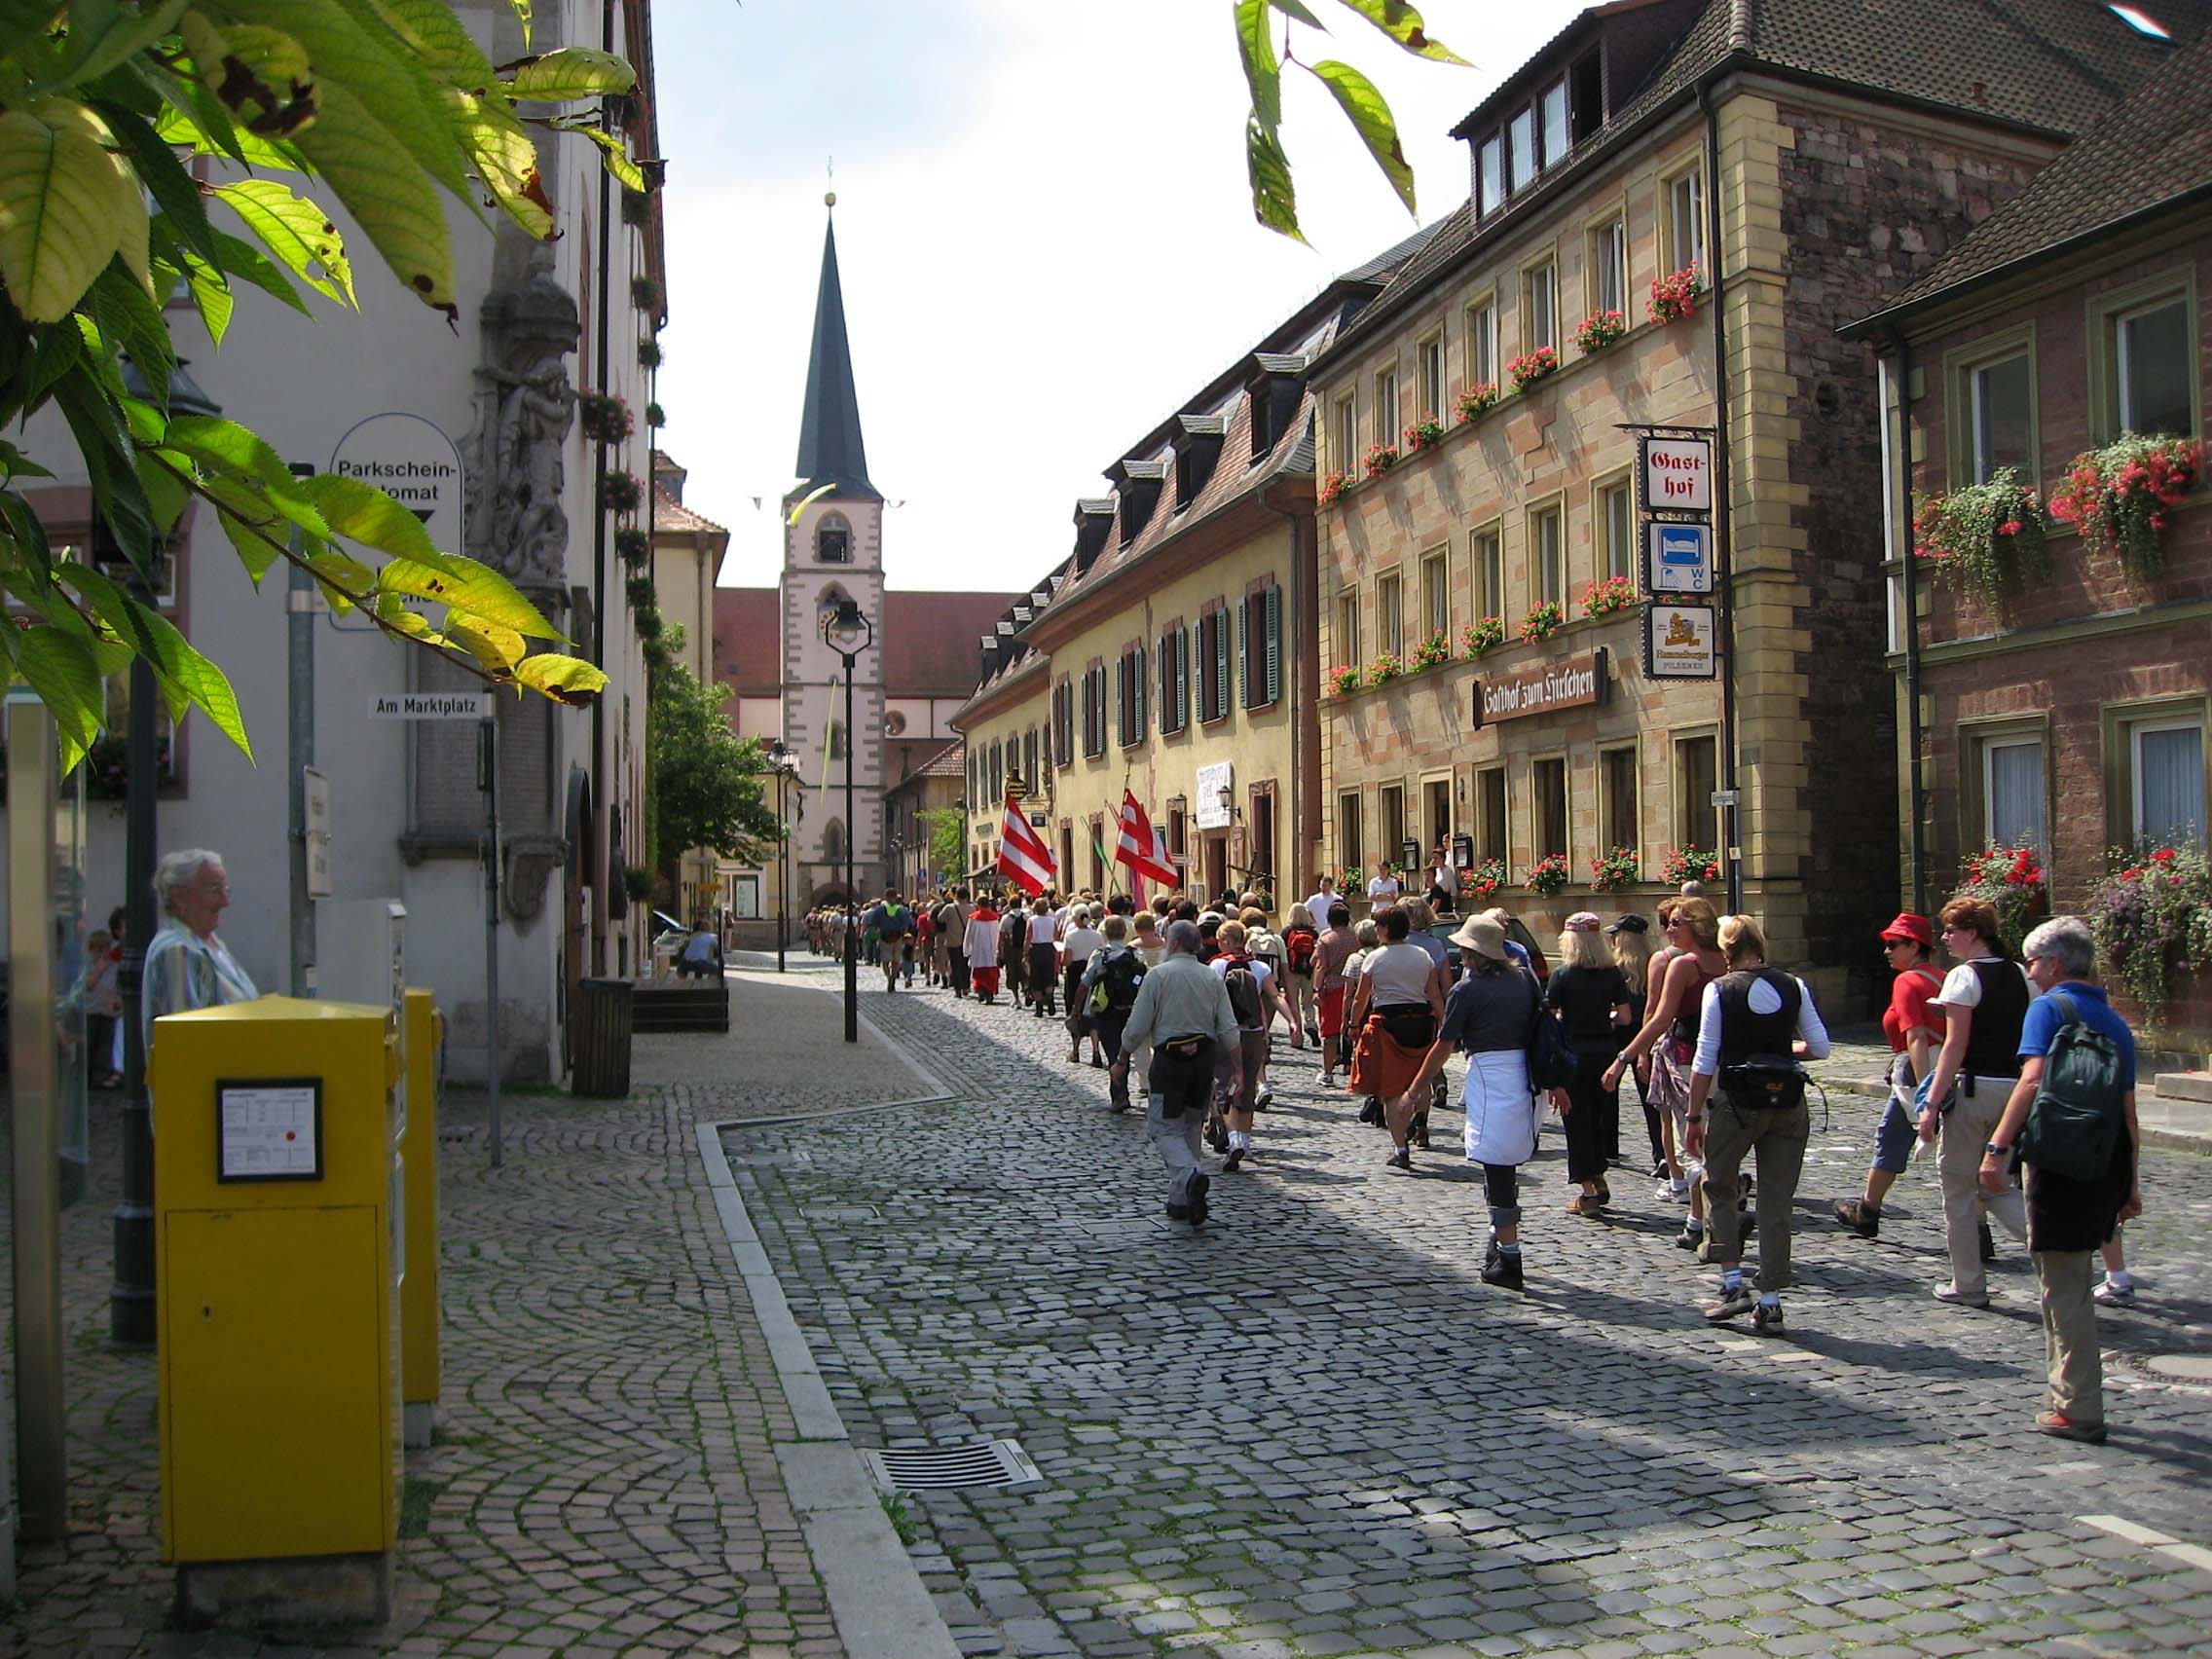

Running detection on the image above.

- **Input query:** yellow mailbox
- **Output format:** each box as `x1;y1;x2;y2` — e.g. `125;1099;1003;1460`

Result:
400;987;443;1449
150;996;402;1624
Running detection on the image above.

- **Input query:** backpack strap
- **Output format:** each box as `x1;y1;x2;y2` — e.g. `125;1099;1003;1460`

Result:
2050;991;2081;1030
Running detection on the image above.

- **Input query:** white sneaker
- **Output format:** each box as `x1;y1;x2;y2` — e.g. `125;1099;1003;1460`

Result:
2093;1279;2136;1308
1933;1282;1991;1309
1256;1083;1274;1108
1655;1177;1690;1203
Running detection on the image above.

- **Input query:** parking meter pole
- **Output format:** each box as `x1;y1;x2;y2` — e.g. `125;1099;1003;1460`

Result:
480;715;502;1167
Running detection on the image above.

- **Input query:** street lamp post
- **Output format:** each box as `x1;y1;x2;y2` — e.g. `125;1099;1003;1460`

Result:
820;599;872;1043
765;738;797;974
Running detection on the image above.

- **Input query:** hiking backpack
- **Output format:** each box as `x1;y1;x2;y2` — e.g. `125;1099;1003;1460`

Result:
1091;950;1145;1016
1219;953;1266;1030
2017;992;2128;1180
1285;927;1318;976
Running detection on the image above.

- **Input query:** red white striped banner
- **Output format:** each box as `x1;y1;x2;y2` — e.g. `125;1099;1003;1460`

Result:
996;791;1056;896
1116;791;1179;887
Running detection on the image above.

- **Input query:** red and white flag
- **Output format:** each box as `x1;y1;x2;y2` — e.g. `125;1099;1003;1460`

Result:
996;790;1056;897
1116;791;1179;893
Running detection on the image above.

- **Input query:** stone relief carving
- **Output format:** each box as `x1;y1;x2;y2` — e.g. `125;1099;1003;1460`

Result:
503;834;567;926
469;247;580;584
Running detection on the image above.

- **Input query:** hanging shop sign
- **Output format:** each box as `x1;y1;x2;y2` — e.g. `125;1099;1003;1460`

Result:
1452;833;1474;869
1645;521;1714;595
1638;434;1713;513
1195;759;1235;830
1643;603;1718;679
1472;649;1608;726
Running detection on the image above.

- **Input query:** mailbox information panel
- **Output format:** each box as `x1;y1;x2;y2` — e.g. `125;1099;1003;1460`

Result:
216;1079;325;1182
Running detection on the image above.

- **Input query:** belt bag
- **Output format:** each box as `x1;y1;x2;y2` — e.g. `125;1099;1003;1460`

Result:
1720;1053;1806;1112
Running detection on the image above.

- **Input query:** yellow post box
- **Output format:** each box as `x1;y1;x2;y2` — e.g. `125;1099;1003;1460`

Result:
400;988;442;1449
150;996;402;1626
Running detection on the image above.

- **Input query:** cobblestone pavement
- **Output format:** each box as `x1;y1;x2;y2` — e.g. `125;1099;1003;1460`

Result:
728;956;2212;1659
1;972;901;1659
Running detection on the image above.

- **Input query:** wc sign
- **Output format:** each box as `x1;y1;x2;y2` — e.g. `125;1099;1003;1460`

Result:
1646;521;1714;594
1640;435;1713;512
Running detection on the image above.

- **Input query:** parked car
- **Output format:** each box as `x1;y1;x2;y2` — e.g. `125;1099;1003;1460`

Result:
1430;915;1549;984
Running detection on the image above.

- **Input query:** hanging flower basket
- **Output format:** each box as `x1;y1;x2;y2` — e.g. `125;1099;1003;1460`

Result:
1362;441;1400;480
645;400;666;428
1366;648;1409;687
1659;846;1722;885
620;188;650;228
1508;348;1560;392
2089;843;2212;1020
1912;468;2048;604
637;336;663;371
578;390;633;443
1589;846;1640;892
1456;382;1500;423
634;604;663;642
1518;600;1564;645
2047;433;2205;580
1953;840;2049;955
1404;417;1446;454
625;573;656;611
615;525;650;565
1318;468;1349;505
1462;615;1506;658
1461;857;1507;902
623;865;655;902
631;276;661;313
1411;629;1452;671
1648;263;1705;325
1524;852;1571;897
599;469;644;516
83;734;174;799
1571;311;1628;353
1580;573;1638;618
1327;664;1363;696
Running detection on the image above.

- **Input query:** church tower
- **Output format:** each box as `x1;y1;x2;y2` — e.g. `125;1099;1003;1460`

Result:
782;198;886;903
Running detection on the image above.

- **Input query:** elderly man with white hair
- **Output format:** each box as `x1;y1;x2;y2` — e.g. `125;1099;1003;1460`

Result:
141;848;259;1051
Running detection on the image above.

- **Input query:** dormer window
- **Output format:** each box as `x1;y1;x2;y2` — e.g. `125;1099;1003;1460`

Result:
816;511;851;563
1246;354;1307;459
1470;49;1604;220
1112;461;1167;548
1507;106;1535;192
1172;415;1226;509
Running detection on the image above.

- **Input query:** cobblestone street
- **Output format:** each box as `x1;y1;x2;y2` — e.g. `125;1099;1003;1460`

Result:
729;957;2212;1659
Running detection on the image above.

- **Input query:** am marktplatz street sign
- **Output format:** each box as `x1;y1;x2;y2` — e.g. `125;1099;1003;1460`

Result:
369;692;492;719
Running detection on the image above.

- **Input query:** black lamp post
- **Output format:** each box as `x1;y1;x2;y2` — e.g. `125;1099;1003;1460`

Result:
765;737;795;973
819;598;871;1043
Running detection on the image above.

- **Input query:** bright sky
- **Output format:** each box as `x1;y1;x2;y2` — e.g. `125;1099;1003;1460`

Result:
651;0;1587;596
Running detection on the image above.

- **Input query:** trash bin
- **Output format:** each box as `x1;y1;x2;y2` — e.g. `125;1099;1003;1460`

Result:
572;978;634;1098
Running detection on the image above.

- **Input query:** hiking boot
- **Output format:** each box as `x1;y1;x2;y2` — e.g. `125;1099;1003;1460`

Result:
1674;1224;1704;1251
1481;1250;1524;1290
2036;1411;2106;1444
1752;1301;1787;1337
1703;1283;1756;1323
1833;1198;1882;1238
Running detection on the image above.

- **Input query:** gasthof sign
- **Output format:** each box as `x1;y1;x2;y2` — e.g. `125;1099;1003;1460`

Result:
1473;649;1608;725
1640;436;1713;512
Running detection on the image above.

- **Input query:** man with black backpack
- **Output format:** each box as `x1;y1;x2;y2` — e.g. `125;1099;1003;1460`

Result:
1684;914;1831;1335
1080;914;1147;1110
1979;916;2142;1444
1208;919;1287;1170
862;892;913;992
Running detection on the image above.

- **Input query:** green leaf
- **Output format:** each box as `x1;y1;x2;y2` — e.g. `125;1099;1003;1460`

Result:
353;0;496;91
203;229;312;315
33;0;191;92
375;553;564;641
290;78;455;315
445;88;551;238
1267;0;1326;25
1245;116;1304;243
177;12;318;138
95;99;226;272
0;98;133;321
18;314;83;409
563;120;643;194
12;622;107;755
1323;0;1467;63
444;615;526;675
141;604;251;756
304;545;370;610
213;177;355;306
0;4;64;68
0;483;55;581
175;243;238;344
133;446;189;535
1235;0;1281;136
514;650;608;707
165;412;298;493
1306;58;1414;213
199;471;289;579
89;259;172;404
52;362;153;566
0;441;55;481
299;472;459;571
501;46;634;102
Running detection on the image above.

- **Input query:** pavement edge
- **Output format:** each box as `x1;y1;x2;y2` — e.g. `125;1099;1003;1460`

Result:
695;1117;963;1659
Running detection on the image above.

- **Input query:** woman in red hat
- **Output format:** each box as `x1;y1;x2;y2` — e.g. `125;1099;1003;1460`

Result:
1832;912;1945;1238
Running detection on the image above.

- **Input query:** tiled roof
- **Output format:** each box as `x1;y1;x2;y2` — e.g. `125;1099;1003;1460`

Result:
651;483;727;538
712;587;781;695
1330;0;2212;365
1853;23;2212;326
883;591;1024;695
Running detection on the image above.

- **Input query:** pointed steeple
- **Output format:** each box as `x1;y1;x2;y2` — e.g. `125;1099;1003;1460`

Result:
793;199;880;502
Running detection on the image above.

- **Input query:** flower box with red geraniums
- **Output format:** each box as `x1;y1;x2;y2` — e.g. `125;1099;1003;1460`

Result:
1589;847;1640;892
1362;442;1400;479
1648;263;1705;325
1411;629;1452;671
1366;649;1409;687
1507;348;1560;392
1404;417;1447;454
579;390;633;442
1318;468;1349;505
1518;600;1564;645
1462;615;1505;658
1524;852;1571;897
1659;846;1721;885
1456;382;1500;423
1571;311;1628;353
598;468;644;515
1952;840;2048;955
2089;843;2212;1020
1912;468;2047;605
1327;664;1363;696
1461;858;1507;902
614;526;650;566
1581;573;1637;619
2047;433;2206;580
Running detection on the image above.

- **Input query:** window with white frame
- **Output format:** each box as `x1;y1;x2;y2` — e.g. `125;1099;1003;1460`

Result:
2133;719;2205;846
1590;216;1626;317
1478;134;1503;217
1541;78;1569;166
1375;366;1399;445
1507;106;1535;193
1376;571;1403;656
1526;260;1557;353
1969;350;2035;483
1466;299;1497;389
2115;295;2193;437
1336;589;1360;666
1982;734;2046;851
1666;167;1703;274
1598;479;1633;581
1475;528;1503;617
1418;334;1445;421
1419;547;1449;640
1530;504;1563;605
1332;393;1357;474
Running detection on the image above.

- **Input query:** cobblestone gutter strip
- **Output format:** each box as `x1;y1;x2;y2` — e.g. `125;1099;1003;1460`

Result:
698;1115;962;1659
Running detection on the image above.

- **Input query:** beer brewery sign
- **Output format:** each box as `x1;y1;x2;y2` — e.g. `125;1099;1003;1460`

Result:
1632;426;1719;681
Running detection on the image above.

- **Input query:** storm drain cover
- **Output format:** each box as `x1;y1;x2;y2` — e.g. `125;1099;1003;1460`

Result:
860;1439;1043;1493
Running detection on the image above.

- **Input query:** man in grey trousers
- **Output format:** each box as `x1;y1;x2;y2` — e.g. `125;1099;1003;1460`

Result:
1120;920;1241;1226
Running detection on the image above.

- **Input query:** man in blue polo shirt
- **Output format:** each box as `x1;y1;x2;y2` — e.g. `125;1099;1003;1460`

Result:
1978;914;2142;1446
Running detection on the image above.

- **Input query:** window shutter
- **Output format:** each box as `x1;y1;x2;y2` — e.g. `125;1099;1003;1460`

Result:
1134;644;1148;738
1113;656;1125;747
1214;608;1231;719
1158;634;1172;733
1174;629;1190;731
1236;595;1251;709
1265;584;1282;705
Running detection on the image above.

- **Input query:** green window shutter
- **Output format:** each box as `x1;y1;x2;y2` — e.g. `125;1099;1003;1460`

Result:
1113;656;1124;747
1265;584;1282;705
1175;629;1189;730
1236;595;1251;709
1134;644;1148;738
1214;608;1231;718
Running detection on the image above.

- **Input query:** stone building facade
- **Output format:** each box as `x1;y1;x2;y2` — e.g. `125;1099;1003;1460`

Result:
1310;0;2190;1004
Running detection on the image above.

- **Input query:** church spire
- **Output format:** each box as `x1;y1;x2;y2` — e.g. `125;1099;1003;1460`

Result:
793;196;880;502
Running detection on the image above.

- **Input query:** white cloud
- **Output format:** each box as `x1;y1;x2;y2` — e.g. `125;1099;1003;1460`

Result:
652;0;1587;595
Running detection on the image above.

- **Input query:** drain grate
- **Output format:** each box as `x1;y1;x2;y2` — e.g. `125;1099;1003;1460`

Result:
860;1439;1043;1493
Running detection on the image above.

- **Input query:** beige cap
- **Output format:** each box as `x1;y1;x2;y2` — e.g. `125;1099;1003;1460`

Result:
1448;915;1510;962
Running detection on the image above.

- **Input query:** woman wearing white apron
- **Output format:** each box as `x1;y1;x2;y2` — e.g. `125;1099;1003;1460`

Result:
1396;915;1551;1291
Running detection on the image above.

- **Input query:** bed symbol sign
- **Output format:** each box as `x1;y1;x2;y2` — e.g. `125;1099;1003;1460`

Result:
1646;521;1714;594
